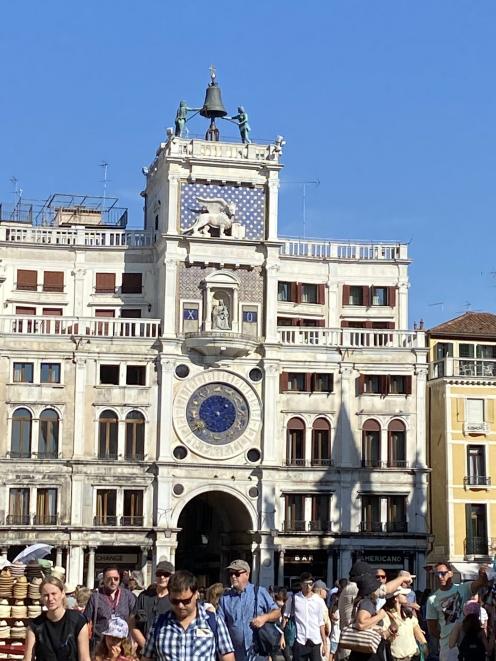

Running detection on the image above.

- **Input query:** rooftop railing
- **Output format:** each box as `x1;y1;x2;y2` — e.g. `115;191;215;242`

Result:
429;358;496;380
0;315;160;339
279;327;424;349
0;224;153;247
279;238;408;261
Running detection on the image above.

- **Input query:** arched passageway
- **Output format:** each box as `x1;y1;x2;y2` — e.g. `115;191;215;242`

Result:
176;491;253;587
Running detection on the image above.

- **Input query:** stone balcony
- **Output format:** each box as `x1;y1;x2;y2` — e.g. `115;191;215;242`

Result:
279;327;425;349
279;238;408;261
0;223;154;247
183;331;260;358
0;315;160;339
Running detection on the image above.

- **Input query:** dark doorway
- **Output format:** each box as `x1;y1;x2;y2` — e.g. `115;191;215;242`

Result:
176;491;253;587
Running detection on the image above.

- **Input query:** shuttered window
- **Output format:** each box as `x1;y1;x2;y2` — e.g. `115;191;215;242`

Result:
95;273;116;293
43;271;64;292
17;270;37;291
121;273;143;294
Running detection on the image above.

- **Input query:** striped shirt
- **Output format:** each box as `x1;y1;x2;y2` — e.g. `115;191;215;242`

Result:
143;602;234;661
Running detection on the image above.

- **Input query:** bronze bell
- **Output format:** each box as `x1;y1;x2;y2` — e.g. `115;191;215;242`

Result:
200;81;227;119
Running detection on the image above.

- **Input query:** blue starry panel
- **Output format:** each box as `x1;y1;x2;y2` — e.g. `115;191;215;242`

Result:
180;182;265;240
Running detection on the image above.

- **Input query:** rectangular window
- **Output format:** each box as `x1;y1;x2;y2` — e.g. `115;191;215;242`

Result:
465;504;488;555
126;365;146;386
312;373;333;393
121;309;142;318
95;489;117;526
284;495;305;531
278;281;291;302
387;496;407;532
43;271;64;292
467;446;486;484
8;488;30;525
301;284;318;304
287;373;306;392
349;286;364;306
467;399;484;423
99;364;120;385
371;286;387;306
16;269;37;291
361;495;382;532
310;495;330;531
389;375;406;394
363;375;381;394
95;272;116;293
123;490;143;526
121;273;143;294
35;488;57;525
41;363;61;384
13;362;34;383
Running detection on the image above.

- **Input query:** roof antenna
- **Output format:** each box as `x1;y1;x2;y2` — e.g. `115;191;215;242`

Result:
99;161;109;209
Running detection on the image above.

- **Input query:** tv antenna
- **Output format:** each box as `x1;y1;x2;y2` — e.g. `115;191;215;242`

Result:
282;179;320;238
10;176;23;204
99;161;110;209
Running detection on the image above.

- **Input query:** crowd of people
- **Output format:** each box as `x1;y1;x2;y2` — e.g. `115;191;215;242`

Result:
21;558;496;661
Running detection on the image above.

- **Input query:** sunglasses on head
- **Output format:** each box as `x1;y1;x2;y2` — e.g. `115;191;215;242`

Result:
156;571;171;578
170;594;195;606
229;570;247;577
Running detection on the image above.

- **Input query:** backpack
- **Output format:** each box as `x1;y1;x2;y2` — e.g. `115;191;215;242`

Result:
458;630;485;661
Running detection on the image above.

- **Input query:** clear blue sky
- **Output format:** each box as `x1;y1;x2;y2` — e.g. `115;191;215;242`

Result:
1;1;495;327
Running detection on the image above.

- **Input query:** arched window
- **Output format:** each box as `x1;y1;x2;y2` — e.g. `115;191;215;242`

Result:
125;411;145;461
11;408;32;458
39;409;59;459
362;419;381;467
98;410;118;459
388;420;407;468
311;418;332;466
287;417;305;466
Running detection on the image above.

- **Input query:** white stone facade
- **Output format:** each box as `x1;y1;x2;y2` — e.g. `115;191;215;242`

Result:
0;135;429;589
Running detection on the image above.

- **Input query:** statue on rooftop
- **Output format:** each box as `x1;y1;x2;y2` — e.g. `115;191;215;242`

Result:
175;100;201;137
229;106;251;144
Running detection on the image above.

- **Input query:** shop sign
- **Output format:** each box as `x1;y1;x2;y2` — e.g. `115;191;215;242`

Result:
362;553;404;565
95;553;138;564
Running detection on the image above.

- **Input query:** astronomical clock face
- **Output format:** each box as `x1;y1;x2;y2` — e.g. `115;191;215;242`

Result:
173;369;262;460
186;383;249;445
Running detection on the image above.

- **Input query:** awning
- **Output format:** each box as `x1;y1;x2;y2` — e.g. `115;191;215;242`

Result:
451;562;481;581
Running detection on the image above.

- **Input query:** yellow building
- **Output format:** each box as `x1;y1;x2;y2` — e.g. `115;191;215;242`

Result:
428;312;496;576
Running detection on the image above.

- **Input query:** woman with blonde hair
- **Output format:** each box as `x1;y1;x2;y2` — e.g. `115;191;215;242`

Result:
23;576;90;661
204;582;225;612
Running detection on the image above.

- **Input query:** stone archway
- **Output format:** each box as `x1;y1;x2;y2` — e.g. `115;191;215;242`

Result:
175;490;254;587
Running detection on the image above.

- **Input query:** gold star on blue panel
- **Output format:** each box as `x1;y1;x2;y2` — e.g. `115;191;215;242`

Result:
180;183;265;240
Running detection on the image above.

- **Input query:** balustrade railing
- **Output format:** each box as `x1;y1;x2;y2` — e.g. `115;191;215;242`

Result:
282;520;332;533
280;238;407;261
0;316;160;338
0;225;154;247
279;327;424;349
430;358;496;380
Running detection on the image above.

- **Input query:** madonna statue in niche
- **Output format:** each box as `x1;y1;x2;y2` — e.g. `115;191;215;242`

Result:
212;298;230;330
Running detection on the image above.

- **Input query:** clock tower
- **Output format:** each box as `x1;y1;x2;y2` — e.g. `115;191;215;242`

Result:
142;72;285;584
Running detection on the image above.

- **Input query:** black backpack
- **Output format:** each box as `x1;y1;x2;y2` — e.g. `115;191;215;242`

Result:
458;631;485;661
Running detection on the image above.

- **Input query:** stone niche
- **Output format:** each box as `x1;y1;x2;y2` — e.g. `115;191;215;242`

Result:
202;271;239;332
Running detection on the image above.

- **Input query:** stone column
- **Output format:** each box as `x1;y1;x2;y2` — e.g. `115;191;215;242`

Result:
72;357;87;458
55;547;63;568
264;257;280;344
86;547;96;589
266;176;280;241
338;549;352;579
338;366;356;467
157;358;175;461
161;250;179;339
262;363;279;463
326;551;334;587
140;547;150;587
71;267;87;317
251;541;259;585
277;549;285;586
165;174;180;235
415;367;428;467
68;546;84;585
397;281;409;329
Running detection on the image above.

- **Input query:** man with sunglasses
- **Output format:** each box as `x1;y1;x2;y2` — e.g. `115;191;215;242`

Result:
142;570;235;661
218;559;280;660
426;561;488;661
84;565;136;648
283;572;328;661
131;561;174;653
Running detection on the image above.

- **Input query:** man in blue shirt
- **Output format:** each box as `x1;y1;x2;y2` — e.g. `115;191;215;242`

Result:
218;559;281;661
